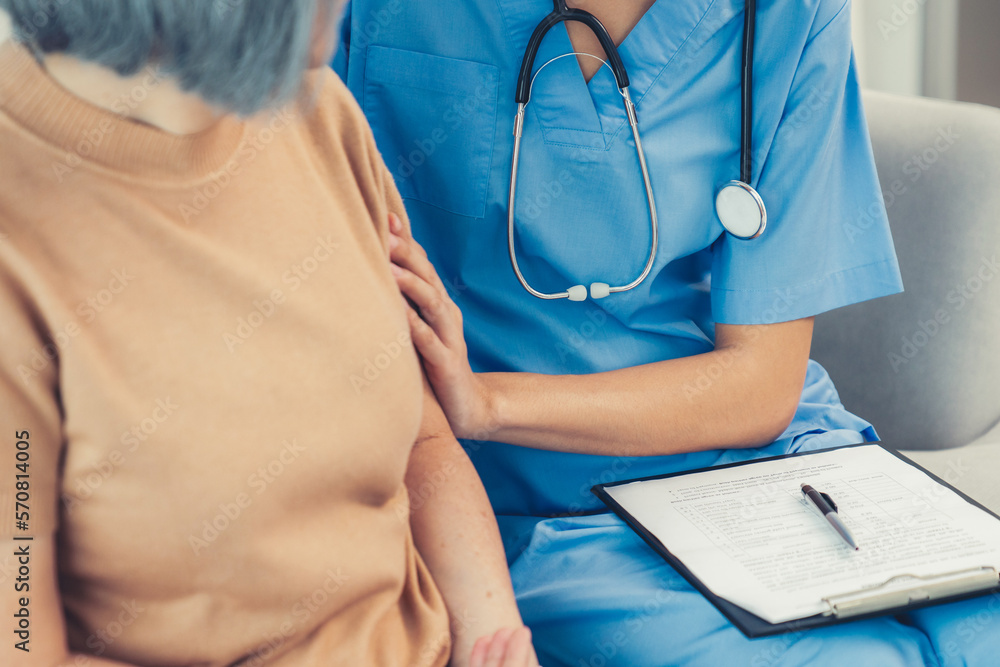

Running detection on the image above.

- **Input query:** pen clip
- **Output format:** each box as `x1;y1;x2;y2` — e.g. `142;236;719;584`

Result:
819;492;837;512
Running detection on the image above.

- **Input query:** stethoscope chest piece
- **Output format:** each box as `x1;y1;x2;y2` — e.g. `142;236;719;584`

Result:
716;180;767;240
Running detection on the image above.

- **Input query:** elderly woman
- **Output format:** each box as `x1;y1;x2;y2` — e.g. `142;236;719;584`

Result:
0;2;537;666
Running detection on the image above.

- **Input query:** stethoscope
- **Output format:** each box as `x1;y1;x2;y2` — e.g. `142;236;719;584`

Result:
507;0;766;302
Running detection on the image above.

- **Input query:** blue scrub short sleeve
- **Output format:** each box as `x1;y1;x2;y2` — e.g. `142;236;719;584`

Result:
711;0;903;325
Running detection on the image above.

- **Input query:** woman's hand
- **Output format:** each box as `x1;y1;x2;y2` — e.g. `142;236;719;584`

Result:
388;213;495;439
467;627;540;667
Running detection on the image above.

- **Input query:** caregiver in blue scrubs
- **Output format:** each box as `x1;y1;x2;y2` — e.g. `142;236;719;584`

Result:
335;1;998;665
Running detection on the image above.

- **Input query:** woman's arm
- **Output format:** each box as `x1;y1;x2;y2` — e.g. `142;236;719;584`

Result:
3;389;533;667
1;535;138;667
389;214;812;457
406;375;538;667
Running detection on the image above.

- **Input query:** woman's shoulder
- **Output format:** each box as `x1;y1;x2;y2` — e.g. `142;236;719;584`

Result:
302;66;370;135
296;67;386;191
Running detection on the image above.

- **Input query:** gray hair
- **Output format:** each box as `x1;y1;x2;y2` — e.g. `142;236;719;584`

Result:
0;0;332;115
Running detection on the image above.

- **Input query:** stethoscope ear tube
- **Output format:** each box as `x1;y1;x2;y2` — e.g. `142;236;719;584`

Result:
508;0;765;303
515;0;629;104
740;0;757;185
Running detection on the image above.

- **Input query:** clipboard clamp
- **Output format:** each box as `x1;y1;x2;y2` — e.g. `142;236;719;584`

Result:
822;566;1000;618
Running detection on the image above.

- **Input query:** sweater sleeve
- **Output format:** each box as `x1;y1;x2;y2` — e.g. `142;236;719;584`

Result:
0;254;64;539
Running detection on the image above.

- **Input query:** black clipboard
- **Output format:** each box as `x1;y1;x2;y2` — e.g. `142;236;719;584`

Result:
591;442;1000;638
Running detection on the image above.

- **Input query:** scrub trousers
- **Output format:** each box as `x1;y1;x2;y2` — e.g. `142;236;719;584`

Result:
498;450;1000;666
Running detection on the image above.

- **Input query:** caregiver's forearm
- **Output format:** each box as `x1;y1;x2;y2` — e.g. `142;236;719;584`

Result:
406;423;524;664
476;319;814;457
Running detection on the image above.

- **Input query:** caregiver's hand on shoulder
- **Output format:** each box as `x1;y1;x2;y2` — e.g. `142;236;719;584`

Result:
388;213;495;439
467;627;540;667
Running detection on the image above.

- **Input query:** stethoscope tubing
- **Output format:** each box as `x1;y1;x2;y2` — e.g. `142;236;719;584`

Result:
515;0;629;104
508;0;761;301
740;0;757;184
616;87;659;295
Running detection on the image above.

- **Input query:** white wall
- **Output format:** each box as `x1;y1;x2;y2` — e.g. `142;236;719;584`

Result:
851;0;926;95
923;0;959;99
851;0;961;100
0;9;11;44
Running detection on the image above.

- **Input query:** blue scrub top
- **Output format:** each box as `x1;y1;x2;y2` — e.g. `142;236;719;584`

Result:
334;0;903;518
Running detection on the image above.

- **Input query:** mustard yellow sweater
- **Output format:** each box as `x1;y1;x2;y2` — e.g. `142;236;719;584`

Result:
0;41;448;666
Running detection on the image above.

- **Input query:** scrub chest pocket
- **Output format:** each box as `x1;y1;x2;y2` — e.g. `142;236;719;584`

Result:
363;46;500;219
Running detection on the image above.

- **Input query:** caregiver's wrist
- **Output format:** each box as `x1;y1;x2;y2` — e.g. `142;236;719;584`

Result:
463;372;509;442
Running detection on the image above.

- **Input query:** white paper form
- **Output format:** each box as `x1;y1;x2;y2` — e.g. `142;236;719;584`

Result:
605;445;1000;624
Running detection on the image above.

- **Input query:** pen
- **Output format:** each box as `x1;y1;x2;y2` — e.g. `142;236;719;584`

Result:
801;484;859;550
